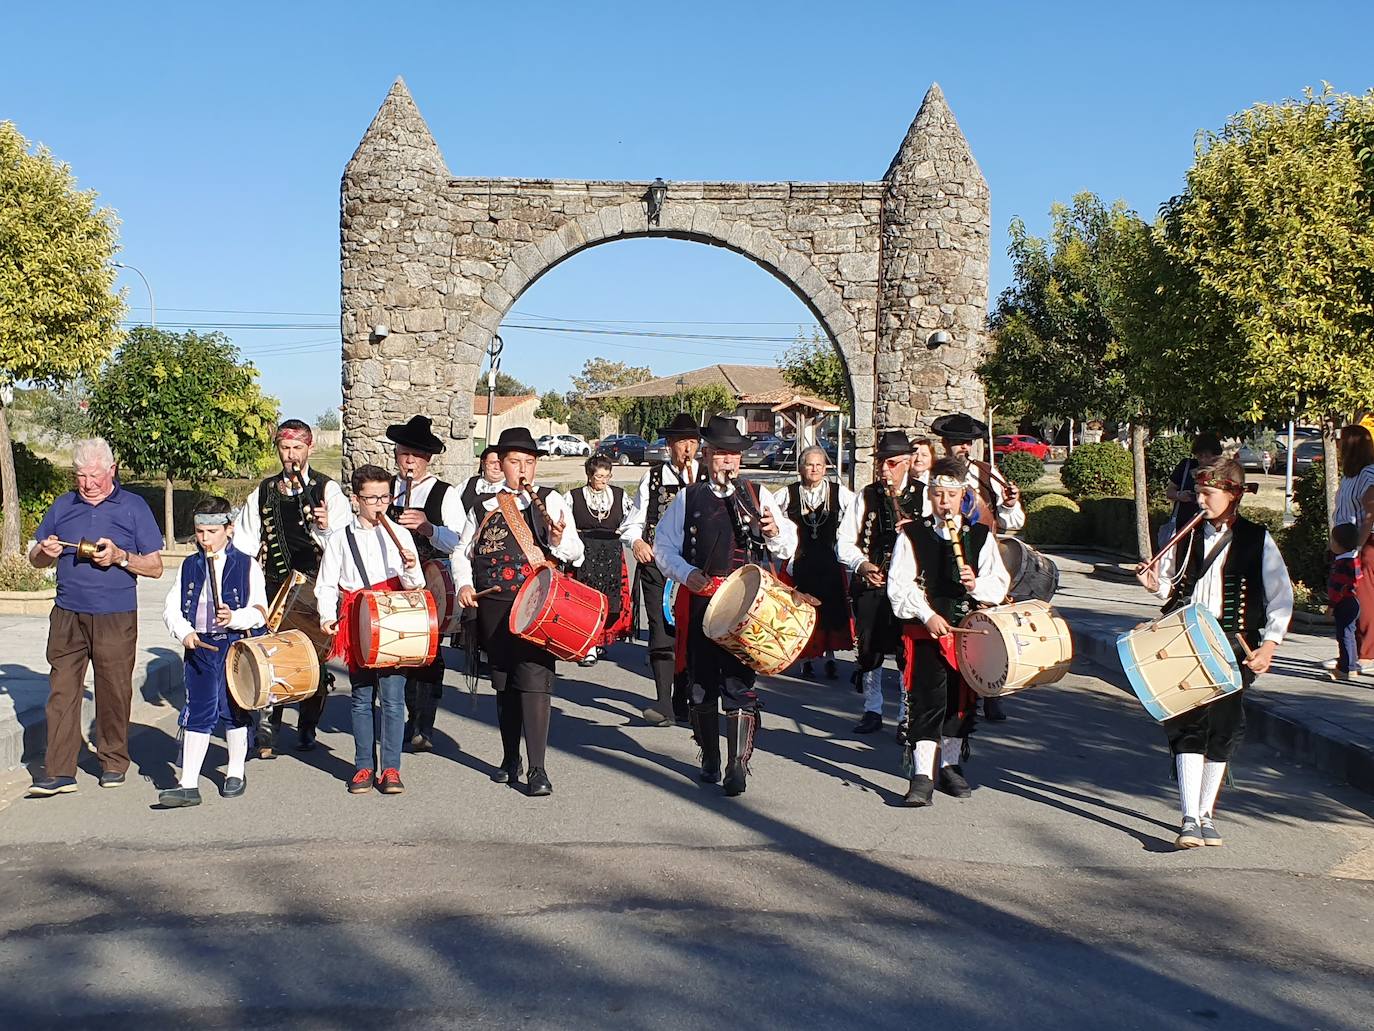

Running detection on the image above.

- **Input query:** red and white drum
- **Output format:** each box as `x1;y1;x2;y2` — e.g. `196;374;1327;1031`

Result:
423;559;460;635
509;565;608;662
353;589;440;668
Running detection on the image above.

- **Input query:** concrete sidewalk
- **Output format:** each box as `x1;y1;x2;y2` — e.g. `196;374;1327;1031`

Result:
0;572;186;774
1045;548;1374;796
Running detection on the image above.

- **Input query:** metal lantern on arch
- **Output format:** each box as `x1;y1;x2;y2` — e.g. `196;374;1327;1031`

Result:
646;178;668;226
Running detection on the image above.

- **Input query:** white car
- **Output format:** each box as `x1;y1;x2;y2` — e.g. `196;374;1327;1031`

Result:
537;434;592;457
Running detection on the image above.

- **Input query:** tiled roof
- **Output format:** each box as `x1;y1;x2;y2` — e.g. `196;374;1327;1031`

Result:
589;365;786;401
472;393;536;415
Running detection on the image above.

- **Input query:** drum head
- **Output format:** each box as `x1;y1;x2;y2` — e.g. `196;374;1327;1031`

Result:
998;537;1027;580
702;565;760;641
226;640;267;709
511;566;554;634
958;613;1010;695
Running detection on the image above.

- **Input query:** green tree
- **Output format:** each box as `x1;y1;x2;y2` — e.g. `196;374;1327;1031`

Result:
534;390;570;426
616;386;734;441
88;328;278;548
491;371;535;396
780;328;850;413
0;122;124;555
315;408;340;431
1164;86;1374;521
569;358;653;402
24;381;94;446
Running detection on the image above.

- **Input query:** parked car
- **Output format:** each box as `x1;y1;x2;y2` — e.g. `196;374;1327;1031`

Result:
1238;438;1323;474
596;434;649;465
817;438;857;469
539;433;591;457
742;435;795;469
643;437;668;464
1289;439;1324;474
993;434;1051;461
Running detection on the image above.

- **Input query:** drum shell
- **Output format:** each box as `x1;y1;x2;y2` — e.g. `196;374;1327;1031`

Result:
957;600;1073;698
1116;603;1242;722
509;566;608;662
354;589;440;668
702;564;816;675
226;630;321;710
423;560;460;635
999;537;1060;603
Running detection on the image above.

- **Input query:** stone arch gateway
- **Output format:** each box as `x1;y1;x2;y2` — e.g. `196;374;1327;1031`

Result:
340;78;989;485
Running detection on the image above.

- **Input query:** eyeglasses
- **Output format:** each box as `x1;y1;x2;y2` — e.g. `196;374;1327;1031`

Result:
356;494;392;503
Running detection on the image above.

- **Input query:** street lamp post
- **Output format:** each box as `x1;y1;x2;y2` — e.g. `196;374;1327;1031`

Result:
113;262;155;328
484;334;504;446
676;375;686;413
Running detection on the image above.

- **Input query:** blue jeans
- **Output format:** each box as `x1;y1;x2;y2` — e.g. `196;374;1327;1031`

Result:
351;672;405;772
1334;597;1360;673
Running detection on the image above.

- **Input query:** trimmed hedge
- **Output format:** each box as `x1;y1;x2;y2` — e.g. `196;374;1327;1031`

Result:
997;452;1046;490
1078;497;1137;555
1146;434;1194;499
1023;493;1084;545
1280;468;1329;594
1;444;72;541
1062;442;1133;499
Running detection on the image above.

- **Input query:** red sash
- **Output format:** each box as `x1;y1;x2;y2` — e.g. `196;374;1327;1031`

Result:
328;574;405;670
900;621;976;722
673;574;725;675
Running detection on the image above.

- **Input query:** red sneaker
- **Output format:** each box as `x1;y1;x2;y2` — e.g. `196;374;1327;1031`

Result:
348;768;375;794
377;768;405;795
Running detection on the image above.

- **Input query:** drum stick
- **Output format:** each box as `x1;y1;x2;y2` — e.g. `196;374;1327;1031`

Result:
945;627;989;636
192;640;221;652
472;585;501;599
1234;634;1256;662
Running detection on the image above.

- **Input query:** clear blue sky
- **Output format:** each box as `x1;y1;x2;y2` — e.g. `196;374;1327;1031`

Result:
6;1;1371;421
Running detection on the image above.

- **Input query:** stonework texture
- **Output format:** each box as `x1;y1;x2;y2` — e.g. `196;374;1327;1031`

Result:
340;78;989;486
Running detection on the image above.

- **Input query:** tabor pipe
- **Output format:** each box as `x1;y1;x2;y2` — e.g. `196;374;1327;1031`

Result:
1137;510;1207;575
518;478;554;529
377;513;406;553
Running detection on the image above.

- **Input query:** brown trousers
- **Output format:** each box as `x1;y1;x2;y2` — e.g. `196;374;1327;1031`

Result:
1358;540;1374;661
44;607;138;777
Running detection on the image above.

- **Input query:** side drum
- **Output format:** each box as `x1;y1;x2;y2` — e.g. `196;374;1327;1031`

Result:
423;559;460;635
957;600;1073;698
999;536;1060;603
353;589;440;668
702;564;816;676
1115;603;1242;722
227;630;321;710
510;565;608;662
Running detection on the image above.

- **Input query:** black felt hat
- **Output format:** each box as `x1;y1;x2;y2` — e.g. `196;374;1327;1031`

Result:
875;430;914;460
700;414;752;452
385;415;446;455
930;413;988;443
659;412;701;440
494;426;545;456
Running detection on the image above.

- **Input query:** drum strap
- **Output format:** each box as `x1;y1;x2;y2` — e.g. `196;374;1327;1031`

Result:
497;491;549;570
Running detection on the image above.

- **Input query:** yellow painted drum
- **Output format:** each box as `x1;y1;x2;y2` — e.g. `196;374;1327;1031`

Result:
957;600;1073;698
702;564;817;676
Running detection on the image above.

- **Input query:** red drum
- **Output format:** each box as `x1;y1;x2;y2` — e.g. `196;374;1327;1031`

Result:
353;589;440;668
509;566;608;662
423;559;460;635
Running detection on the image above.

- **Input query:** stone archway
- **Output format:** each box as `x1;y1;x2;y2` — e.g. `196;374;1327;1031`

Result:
340;78;989;486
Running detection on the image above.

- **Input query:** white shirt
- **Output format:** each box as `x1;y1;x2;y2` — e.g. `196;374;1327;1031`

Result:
836;475;911;574
454;487;585;590
970;461;1025;532
232;465;352;560
391;473;465;556
315;518;425;623
887;518;1010;624
1334;465;1374;527
653;479;797;584
1151;520;1294;644
770;480;856;576
619;460;701;543
163;547;269;644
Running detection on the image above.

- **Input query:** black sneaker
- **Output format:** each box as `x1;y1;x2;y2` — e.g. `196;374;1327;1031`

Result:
27;776;78;797
1175;818;1204;848
222;776;247;799
99;771;126;788
853;711;882;734
938;765;972;798
1200;818;1224;847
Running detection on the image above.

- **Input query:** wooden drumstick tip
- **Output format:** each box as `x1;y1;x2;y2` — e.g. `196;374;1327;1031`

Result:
195;641;221;652
472;585;501;599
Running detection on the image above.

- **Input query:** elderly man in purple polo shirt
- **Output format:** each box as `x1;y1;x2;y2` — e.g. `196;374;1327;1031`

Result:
26;438;164;796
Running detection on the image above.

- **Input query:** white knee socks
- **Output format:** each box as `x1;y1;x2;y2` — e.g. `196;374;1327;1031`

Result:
1176;752;1204;821
226;726;248;779
912;740;938;778
180;731;211;789
940;736;963;768
1200;760;1227;819
862;668;884;715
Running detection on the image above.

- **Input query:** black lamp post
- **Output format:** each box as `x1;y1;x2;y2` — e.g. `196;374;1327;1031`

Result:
676;375;687;412
646;178;668;226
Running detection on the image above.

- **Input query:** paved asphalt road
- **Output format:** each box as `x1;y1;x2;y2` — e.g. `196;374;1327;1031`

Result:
2;647;1372;1030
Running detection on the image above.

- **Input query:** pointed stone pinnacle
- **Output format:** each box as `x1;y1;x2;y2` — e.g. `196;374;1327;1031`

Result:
344;76;449;180
883;82;985;189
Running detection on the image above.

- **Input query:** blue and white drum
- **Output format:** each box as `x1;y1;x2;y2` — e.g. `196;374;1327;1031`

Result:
1115;603;1242;722
663;578;680;628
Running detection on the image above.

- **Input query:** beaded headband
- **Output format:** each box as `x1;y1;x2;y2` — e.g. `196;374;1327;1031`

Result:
930;474;965;489
193;512;232;527
275;426;312;444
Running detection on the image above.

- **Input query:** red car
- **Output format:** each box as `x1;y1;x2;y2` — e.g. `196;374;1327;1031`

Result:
993;434;1051;461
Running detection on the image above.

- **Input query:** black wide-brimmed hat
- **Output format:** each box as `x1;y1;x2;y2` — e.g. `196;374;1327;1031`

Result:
700;415;752;452
494;426;544;456
931;413;988;443
386;415;446;455
659;412;701;440
875;430;914;460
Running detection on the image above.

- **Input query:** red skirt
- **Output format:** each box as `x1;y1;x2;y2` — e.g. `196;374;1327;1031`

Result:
778;567;854;659
900;621;976;724
327;575;405;672
673;574;725;676
597;554;633;647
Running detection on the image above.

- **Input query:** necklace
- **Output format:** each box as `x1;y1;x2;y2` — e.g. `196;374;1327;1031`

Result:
585;485;614;521
800;482;828;539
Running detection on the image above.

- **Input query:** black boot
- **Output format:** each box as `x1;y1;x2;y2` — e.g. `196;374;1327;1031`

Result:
256;708;280;760
983;696;1007;722
670;670;691;725
722;710;757;797
938;764;972;798
690;704;722;783
902;775;935;807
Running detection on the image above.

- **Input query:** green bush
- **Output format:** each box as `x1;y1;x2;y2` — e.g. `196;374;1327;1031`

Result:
1146;434;1194;500
1022;493;1084;546
1244;505;1286;539
1280;467;1330;595
997;452;1046;491
0;555;54;592
1062;442;1133;499
1079;497;1140;555
0;443;72;541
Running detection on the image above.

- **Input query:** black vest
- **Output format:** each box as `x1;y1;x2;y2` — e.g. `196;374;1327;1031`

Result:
257;469;333;584
645;462;703;544
569;485;626;541
388;478;452;563
858;481;922;568
787;481;842;551
902;517;990;623
460;476;496;522
682;481;765;577
1165;516;1269;650
470;488;555;599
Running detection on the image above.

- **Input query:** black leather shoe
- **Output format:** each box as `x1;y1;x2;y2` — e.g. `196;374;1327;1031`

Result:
411;734;433;753
902;775;935;807
824;660;838;679
983;696;1007;722
938;765;972;798
158;786;202;807
295;729;317;752
222;776;246;798
526;767;553;796
491;759;523;784
853;711;882;735
99;771;126;788
801;661;814;677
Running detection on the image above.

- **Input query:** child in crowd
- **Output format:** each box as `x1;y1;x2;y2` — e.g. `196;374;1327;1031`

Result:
317;464;423;796
159;497;268;807
1328;522;1363;682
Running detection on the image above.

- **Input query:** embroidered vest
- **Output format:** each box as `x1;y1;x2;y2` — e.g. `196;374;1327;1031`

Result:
645;462;702;544
858;481;921;568
682;483;753;578
1165;516;1269;650
471;488;554;598
180;548;253;631
257;469;332;583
